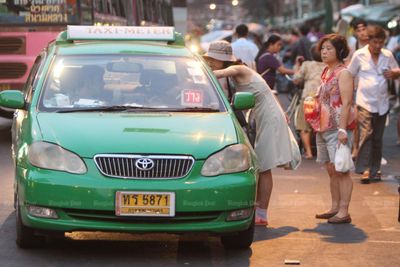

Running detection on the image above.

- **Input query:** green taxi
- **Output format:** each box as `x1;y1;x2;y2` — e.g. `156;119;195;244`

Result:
0;26;258;249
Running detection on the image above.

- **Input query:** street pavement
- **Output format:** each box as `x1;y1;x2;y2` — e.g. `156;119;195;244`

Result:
0;108;399;266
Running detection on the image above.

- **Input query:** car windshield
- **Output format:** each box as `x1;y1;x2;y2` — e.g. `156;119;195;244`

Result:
39;55;224;112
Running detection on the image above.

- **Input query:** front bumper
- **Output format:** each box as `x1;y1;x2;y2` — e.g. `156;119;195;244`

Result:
17;162;257;234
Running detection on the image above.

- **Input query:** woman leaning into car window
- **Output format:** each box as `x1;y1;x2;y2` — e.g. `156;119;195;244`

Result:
204;40;297;226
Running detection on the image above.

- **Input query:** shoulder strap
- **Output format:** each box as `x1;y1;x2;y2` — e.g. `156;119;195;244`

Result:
258;52;271;61
258;52;272;77
260;68;270;77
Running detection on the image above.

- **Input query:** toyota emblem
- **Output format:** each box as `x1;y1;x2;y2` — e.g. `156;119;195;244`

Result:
135;158;155;171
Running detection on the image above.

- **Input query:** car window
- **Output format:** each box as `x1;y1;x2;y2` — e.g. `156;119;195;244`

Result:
23;54;45;104
39;55;224;111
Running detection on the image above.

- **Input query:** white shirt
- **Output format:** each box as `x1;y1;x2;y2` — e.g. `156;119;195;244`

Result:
348;45;399;115
346;36;367;62
386;34;400;52
347;36;357;54
231;37;259;70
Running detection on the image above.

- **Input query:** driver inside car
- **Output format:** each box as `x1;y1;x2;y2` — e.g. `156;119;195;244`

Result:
72;65;112;104
134;70;181;106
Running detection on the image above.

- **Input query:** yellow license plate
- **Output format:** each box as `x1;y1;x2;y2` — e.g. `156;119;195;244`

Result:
115;191;175;217
0;84;10;91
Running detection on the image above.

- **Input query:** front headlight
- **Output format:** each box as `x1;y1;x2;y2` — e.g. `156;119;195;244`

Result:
201;144;251;176
28;141;87;174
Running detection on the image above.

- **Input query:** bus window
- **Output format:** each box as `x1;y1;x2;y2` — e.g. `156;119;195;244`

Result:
93;0;127;25
80;0;94;25
0;1;174;120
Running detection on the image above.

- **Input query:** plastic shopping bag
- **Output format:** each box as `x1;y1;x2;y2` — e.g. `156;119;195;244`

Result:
334;143;354;172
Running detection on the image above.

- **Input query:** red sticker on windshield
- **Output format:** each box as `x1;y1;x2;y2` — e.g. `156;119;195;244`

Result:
181;89;203;106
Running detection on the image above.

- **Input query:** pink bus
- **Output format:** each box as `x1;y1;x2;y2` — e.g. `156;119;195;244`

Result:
0;0;173;117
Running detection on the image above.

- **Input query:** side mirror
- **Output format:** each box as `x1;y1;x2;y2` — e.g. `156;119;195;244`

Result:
231;92;255;110
0;90;25;109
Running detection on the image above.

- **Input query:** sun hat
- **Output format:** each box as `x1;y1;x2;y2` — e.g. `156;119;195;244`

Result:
203;40;236;62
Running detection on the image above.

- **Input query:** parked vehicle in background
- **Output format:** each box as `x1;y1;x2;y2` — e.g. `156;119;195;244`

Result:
340;2;400;29
0;0;173;118
200;30;233;52
199;23;265;54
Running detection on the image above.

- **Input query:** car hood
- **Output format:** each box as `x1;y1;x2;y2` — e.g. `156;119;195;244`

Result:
36;112;238;159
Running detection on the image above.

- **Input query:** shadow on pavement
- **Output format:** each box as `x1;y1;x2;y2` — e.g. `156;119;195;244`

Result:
177;236;252;267
0;212;252;267
253;226;299;242
303;222;368;243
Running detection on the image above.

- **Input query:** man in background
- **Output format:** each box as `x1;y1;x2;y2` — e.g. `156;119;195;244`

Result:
347;18;369;60
290;24;312;63
231;24;259;70
348;25;399;184
346;18;369;160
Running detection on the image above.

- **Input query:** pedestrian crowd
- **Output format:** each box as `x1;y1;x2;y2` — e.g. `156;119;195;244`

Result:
202;21;400;226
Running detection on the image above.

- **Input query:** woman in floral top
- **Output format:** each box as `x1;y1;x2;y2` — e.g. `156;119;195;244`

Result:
314;34;355;224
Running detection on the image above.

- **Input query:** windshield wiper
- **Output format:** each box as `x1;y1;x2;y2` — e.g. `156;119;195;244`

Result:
55;105;157;113
55;105;220;113
169;107;220;112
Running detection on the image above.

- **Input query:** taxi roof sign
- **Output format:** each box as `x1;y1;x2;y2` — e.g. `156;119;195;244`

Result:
66;26;175;41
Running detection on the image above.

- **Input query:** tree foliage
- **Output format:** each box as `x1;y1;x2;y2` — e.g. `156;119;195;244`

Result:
241;0;275;23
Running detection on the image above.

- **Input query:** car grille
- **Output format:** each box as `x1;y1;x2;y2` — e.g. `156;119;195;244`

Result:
94;154;194;179
0;37;25;54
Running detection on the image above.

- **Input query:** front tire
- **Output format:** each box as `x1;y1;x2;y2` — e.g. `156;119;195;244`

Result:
15;195;45;248
220;216;254;249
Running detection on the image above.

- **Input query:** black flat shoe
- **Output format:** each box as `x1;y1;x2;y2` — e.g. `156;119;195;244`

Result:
371;171;382;181
328;215;352;224
360;178;370;184
315;211;338;219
